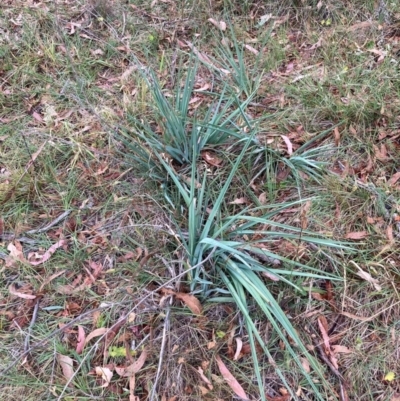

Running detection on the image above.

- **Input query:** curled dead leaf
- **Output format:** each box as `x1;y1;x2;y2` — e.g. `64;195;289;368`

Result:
9;283;36;300
233;337;243;361
95;366;113;387
28;240;67;265
116;349;147;377
175;293;202;315
280;135;293;155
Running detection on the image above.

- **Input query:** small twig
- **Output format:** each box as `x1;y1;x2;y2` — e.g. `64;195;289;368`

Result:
149;298;171;401
26;210;72;235
24;300;40;354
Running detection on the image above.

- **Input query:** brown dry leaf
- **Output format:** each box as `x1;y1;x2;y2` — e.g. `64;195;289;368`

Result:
332;345;353;354
333;126;340;146
129;375;139;401
244;44;259;55
318;316;331;351
388;171;400;187
95;366;113;388
309;37;322;50
197;367;213;389
199;385;210;395
208;18;226;31
175;293;202;315
317;316;339;370
351;261;382;291
374;144;388;161
349;125;357;135
9;283;36;300
356;268;381;291
76;325;86;354
300;200;312;229
25;141;47;170
39;269;66;291
215;355;249;400
229;197;249;205
185;41;230;75
258;192;267;204
345;231;368;240
262;271;280;281
368;48;387;63
300;357;310;373
28;239;67;265
58;354;75;381
32;111;44;122
85;327;109;345
201;150;223;167
340;311;374;322
266;395;290;401
387;225;394;243
280;135;293;155
7;241;26;265
116;349;147;377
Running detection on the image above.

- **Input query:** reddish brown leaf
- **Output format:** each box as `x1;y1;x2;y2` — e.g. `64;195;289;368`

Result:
388;172;400;187
85;327;108;345
115;349;148;377
229;197;249;205
76;325;86;354
32;111;43;122
333;126;340;146
244;44;259;55
387;225;394;243
266;395;290;401
345;231;368;240
340;311;374;322
215;355;249;400
318;316;330;351
201;151;223;167
28;239;67;265
175;293;202;315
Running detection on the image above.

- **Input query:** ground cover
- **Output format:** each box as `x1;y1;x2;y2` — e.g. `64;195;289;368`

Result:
1;1;400;400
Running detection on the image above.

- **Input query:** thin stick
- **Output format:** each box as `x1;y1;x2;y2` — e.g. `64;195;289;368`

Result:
149;299;171;401
24;300;40;354
26;210;72;235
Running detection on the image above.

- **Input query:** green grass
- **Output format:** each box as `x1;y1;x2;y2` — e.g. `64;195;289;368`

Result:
1;1;400;400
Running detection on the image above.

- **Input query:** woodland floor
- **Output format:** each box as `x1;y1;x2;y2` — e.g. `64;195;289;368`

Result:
1;1;400;401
